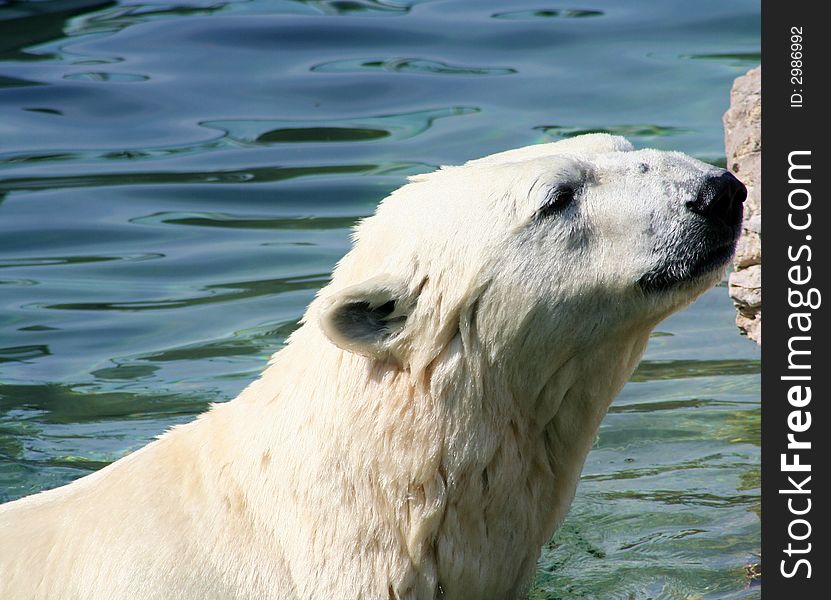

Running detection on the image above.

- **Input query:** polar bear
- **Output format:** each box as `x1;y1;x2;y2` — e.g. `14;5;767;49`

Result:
0;134;745;600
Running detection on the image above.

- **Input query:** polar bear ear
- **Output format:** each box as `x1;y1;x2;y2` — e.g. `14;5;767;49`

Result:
318;275;415;359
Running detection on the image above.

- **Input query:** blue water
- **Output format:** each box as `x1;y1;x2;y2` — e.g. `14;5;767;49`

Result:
1;1;760;597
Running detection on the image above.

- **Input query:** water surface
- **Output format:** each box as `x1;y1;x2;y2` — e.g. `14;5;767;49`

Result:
0;1;760;598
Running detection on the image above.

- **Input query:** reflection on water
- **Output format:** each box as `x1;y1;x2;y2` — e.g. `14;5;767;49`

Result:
0;0;760;597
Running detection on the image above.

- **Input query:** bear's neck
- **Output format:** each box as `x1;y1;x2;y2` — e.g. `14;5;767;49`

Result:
222;324;651;599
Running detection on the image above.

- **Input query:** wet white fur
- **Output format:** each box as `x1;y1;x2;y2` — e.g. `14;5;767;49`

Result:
0;135;726;599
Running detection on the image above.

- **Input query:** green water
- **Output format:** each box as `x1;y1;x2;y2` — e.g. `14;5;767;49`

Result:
0;0;760;597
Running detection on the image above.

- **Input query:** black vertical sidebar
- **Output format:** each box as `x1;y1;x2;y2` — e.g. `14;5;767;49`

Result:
762;2;829;597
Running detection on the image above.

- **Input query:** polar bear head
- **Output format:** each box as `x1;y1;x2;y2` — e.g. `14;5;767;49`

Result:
313;134;744;386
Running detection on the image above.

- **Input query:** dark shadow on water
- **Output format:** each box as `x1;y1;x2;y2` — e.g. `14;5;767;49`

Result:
311;57;517;76
0;344;51;363
608;397;737;413
537;124;688;142
631;359;760;382
491;9;604;19
0;382;211;424
301;0;412;16
132;211;360;231
0;0;115;61
257;127;389;143
0;163;423;193
44;273;330;311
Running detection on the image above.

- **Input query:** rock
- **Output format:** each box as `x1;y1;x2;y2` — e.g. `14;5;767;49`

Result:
724;66;761;344
731;264;762;308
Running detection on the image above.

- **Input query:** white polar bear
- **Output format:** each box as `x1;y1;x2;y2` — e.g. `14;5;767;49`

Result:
0;134;745;600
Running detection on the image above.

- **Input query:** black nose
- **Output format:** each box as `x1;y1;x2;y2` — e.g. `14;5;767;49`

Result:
686;171;746;227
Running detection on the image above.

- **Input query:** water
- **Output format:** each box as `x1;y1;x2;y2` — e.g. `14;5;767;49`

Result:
0;0;760;597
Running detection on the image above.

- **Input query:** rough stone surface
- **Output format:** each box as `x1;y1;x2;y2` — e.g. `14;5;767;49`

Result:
724;66;761;344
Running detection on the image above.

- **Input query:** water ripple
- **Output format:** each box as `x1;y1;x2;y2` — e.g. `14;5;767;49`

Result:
537;124;688;142
491;8;604;20
132;211;359;230
63;71;149;82
631;359;760;382
312;57;516;76
202;107;480;145
303;0;413;16
0;0;761;596
43;274;329;311
0;163;423;192
0;253;164;269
